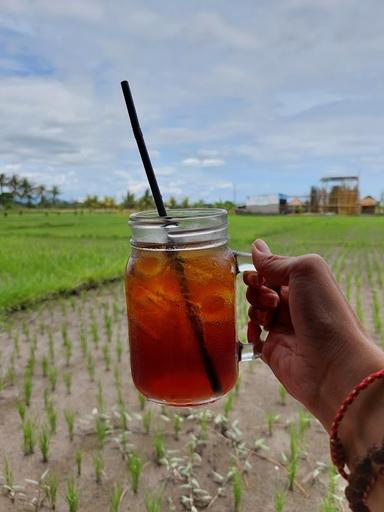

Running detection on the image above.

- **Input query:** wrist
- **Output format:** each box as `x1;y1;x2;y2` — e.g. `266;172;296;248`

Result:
340;374;384;469
315;338;384;433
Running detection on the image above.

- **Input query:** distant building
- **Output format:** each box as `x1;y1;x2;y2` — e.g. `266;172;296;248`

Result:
236;193;287;215
360;195;377;215
288;197;305;214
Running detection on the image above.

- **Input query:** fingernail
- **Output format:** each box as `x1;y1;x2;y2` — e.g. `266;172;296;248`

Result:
253;239;271;254
248;273;259;287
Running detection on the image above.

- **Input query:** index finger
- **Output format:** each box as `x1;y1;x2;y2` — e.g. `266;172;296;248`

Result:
243;270;264;287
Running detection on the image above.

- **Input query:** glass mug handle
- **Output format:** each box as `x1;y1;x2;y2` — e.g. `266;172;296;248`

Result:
233;250;265;362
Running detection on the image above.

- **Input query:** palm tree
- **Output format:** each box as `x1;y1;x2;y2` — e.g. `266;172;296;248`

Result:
8;174;21;201
49;185;60;205
138;189;154;210
35;184;46;206
19;178;35;207
0;173;7;194
122;191;136;209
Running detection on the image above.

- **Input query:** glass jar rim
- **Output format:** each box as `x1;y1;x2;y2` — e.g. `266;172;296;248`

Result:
129;208;227;224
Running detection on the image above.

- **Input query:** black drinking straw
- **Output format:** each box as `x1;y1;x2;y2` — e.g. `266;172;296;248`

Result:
121;81;166;217
120;80;222;395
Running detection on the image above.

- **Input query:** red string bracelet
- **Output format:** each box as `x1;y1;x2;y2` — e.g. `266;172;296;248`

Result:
330;369;384;480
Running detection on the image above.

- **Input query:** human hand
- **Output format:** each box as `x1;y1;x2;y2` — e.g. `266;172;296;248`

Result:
244;239;384;431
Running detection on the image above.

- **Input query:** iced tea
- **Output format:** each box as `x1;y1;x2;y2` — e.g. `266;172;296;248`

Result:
125;245;238;406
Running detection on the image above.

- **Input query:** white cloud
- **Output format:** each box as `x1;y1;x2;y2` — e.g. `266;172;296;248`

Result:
182;157;225;168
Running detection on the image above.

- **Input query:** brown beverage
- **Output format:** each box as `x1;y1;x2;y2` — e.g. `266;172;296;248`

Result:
125;245;238;406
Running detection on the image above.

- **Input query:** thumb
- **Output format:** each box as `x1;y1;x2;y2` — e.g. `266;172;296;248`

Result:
252;239;294;287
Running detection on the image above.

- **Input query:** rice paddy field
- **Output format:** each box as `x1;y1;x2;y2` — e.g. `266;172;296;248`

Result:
0;211;383;511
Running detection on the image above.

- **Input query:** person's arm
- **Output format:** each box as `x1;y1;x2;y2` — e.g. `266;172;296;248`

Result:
244;239;384;510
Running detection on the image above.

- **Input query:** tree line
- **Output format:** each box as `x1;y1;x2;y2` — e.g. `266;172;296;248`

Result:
0;173;235;211
0;173;60;207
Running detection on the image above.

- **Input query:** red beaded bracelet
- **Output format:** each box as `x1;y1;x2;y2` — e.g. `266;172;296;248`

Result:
330;369;384;480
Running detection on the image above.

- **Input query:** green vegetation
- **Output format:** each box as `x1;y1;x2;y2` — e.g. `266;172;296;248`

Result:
2;212;384;313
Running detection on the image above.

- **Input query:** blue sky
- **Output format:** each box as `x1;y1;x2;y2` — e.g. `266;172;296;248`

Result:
0;0;384;203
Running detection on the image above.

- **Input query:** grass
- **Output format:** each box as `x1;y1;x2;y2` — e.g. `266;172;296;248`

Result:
2;212;384;313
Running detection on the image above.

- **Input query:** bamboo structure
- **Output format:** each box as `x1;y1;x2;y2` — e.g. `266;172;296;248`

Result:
319;176;360;215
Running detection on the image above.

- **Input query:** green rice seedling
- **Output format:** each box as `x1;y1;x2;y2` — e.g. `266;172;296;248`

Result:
345;272;352;301
373;289;382;333
287;425;299;491
97;381;104;413
66;478;80;512
61;324;69;345
22;322;30;342
115;339;123;363
110;482;123;512
198;410;209;441
46;400;57;434
16;399;26;422
235;376;241;396
48;332;55;362
44;472;58;510
153;432;165;465
79;329;88;358
23;371;33;406
127;452;143;494
22;418;36;455
143;410;153;435
274;491;286;512
39;426;50;463
223;392;234;418
13;333;20;358
63;371;72;395
64;339;72;367
138;392;146;410
266;412;280;437
39;320;46;335
64;409;76;441
232;467;243;512
118;403;129;431
298;409;312;444
75;449;82;477
3;456;14;491
5;361;15;386
41;355;49;378
112;301;120;322
26;347;36;376
320;465;339;512
114;366;123;405
48;366;58;392
104;312;112;343
69;295;76;310
279;385;287;405
93;451;104;484
145;490;163;512
86;354;95;382
90;321;100;348
102;343;111;371
173;413;183;441
95;415;108;448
